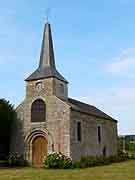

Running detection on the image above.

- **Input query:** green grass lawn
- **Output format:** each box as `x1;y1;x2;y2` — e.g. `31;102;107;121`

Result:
0;160;135;180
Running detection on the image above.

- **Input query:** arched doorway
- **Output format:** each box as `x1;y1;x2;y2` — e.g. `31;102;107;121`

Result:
32;136;48;167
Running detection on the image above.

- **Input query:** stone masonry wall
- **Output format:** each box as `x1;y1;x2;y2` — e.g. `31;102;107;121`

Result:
53;78;68;101
70;110;118;161
26;78;54;99
11;94;71;163
11;77;118;163
26;78;68;101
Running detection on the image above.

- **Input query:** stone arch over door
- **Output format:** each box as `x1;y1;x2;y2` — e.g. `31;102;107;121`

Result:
25;129;54;166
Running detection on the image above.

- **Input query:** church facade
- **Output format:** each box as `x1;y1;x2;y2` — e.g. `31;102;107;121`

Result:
10;22;118;167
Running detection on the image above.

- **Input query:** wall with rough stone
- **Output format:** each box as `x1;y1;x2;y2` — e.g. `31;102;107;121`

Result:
11;91;71;163
53;78;68;101
70;110;118;161
26;78;54;98
26;78;68;101
11;77;118;164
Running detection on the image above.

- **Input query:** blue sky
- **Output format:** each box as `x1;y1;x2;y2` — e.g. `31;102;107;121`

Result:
0;0;135;135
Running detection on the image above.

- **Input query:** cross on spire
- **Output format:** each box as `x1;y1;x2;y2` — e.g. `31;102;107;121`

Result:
45;8;51;22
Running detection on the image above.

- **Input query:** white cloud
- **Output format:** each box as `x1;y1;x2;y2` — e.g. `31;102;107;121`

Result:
96;47;135;134
107;58;135;74
78;87;135;113
76;86;135;135
106;47;135;78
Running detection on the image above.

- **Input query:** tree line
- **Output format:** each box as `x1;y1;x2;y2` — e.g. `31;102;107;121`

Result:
0;99;16;159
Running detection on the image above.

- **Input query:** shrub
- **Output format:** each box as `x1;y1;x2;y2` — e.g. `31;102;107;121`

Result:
74;156;110;168
128;153;135;159
8;153;29;167
73;153;128;169
0;160;8;167
75;156;100;168
44;151;128;169
117;150;128;161
44;152;72;169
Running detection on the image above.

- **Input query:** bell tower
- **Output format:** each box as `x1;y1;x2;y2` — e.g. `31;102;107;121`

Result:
25;23;68;100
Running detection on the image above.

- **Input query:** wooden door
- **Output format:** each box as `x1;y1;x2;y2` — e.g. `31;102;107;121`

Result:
32;136;47;167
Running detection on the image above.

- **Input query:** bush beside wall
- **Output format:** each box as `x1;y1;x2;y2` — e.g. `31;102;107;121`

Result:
44;151;128;169
73;151;128;168
44;152;72;169
8;153;29;167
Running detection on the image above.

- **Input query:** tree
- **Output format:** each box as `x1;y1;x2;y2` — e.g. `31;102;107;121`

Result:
0;99;16;159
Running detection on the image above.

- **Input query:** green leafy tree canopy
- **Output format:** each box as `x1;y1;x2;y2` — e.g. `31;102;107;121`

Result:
0;99;16;159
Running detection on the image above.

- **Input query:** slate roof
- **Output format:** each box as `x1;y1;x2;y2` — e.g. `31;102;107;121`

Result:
26;23;68;83
68;98;117;122
26;67;67;82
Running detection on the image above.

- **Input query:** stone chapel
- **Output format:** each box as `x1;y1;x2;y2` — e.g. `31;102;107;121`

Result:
10;22;118;167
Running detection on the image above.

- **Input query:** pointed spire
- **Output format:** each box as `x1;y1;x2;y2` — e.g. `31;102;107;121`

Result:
39;23;56;69
26;22;68;83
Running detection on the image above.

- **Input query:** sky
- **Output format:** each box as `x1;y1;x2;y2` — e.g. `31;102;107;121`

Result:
0;0;135;135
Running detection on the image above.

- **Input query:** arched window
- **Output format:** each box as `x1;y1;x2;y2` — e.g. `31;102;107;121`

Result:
97;125;101;143
31;99;46;122
77;121;82;142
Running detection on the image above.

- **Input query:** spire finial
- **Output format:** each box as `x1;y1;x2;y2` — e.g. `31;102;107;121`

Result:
45;8;51;22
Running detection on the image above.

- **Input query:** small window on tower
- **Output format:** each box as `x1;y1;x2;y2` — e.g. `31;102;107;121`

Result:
59;83;64;94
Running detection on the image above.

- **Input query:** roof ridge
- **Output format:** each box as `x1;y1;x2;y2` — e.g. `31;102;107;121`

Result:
68;97;94;107
68;97;117;122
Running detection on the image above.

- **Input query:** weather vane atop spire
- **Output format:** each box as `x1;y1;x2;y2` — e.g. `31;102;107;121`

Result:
45;8;51;22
